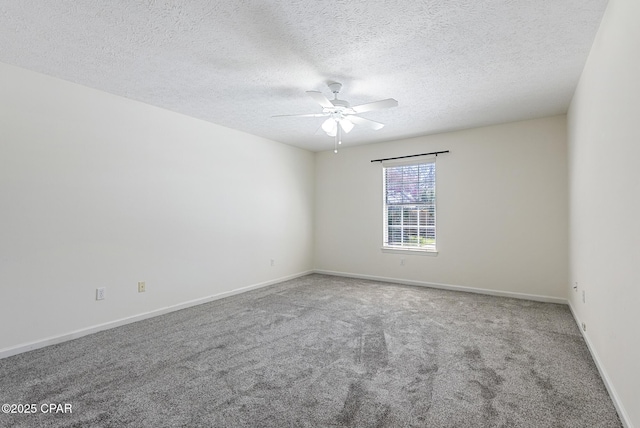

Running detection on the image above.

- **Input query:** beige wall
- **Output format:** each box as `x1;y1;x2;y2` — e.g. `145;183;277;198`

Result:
315;116;568;301
0;63;315;354
567;0;640;425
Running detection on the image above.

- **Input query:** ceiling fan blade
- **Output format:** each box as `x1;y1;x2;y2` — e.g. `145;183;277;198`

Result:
306;91;334;109
272;113;328;118
347;115;385;131
351;98;398;113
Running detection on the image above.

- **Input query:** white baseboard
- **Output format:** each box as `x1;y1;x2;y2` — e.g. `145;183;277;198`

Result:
313;269;568;304
0;270;313;360
568;303;632;428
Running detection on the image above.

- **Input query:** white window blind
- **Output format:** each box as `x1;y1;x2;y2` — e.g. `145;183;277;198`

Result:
383;156;436;251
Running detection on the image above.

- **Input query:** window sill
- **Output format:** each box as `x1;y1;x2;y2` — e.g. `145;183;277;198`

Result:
381;247;438;256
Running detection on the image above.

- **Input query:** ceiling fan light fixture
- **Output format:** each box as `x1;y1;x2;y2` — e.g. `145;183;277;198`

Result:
340;118;354;133
322;118;337;135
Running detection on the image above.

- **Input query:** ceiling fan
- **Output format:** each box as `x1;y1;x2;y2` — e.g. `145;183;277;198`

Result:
273;82;398;153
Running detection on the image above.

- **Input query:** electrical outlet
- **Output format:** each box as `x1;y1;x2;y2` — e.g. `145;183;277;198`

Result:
138;281;146;293
96;287;106;301
582;322;587;332
400;258;405;266
270;259;275;267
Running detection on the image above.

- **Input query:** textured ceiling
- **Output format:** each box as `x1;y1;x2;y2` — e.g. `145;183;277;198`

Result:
0;0;608;152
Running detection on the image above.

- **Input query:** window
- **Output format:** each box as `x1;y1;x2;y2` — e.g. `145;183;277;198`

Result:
383;157;436;251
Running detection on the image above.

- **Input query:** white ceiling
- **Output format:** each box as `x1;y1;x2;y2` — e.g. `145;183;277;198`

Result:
0;0;608;152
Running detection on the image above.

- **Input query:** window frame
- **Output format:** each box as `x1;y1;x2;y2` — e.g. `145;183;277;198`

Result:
381;156;438;254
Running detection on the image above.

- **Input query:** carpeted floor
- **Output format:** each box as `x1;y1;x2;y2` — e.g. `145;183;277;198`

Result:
0;274;622;427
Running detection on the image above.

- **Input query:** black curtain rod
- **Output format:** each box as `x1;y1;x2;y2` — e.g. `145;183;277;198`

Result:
370;150;450;163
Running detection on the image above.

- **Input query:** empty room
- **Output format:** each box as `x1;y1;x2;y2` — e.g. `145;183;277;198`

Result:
1;1;638;427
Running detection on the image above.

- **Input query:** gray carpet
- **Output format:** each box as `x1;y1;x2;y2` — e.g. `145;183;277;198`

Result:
0;274;621;427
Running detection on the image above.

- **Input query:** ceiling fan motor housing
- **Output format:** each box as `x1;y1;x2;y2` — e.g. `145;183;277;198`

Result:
330;99;349;108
